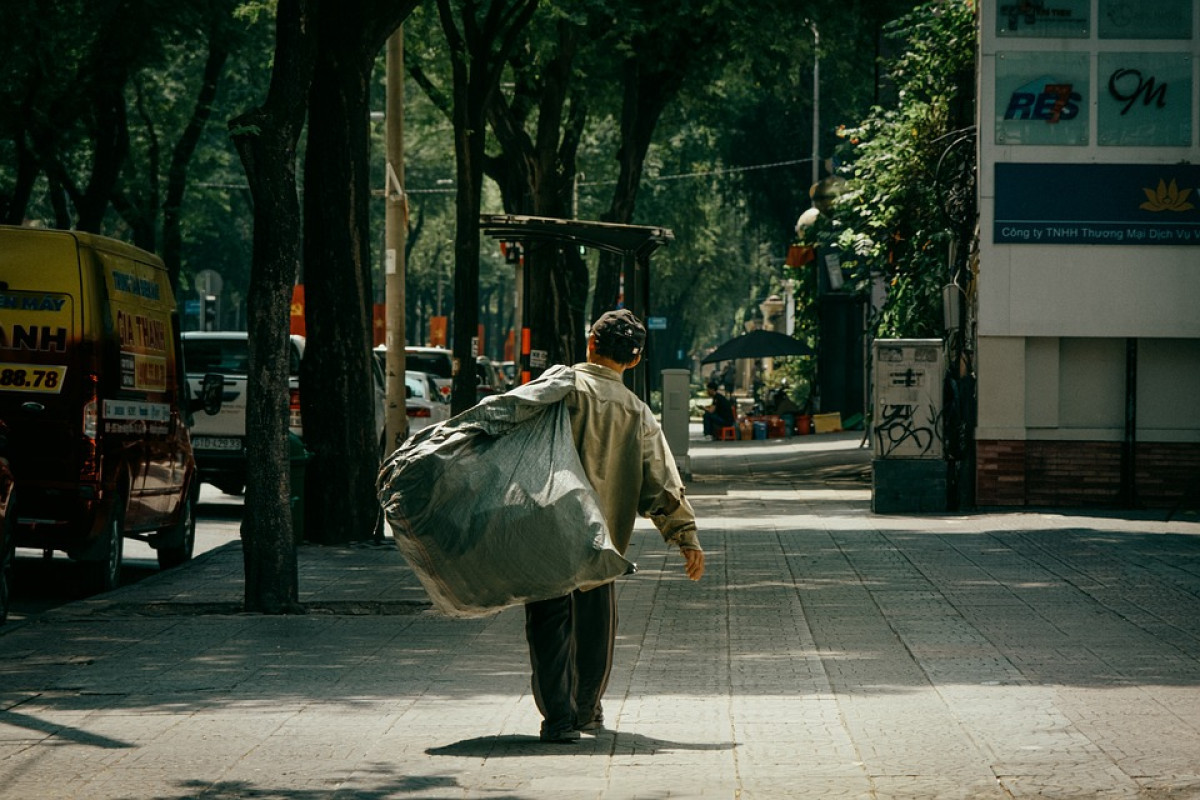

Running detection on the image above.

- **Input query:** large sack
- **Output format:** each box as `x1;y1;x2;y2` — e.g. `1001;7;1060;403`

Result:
377;365;633;617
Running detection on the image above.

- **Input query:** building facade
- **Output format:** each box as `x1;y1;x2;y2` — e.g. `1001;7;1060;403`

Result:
976;0;1200;507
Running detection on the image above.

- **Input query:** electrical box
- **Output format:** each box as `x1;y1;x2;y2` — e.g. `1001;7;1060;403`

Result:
872;339;945;460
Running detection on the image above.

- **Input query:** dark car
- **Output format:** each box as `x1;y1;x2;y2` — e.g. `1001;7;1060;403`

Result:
476;357;503;399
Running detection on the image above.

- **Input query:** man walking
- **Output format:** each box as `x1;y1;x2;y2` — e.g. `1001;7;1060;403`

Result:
525;309;705;743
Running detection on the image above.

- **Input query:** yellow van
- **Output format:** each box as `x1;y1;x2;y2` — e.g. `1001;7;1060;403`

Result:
0;226;220;594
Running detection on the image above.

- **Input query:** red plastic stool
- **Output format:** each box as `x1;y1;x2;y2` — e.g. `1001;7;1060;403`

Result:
717;426;738;441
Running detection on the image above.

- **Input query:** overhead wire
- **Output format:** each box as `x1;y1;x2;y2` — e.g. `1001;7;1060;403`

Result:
197;156;816;196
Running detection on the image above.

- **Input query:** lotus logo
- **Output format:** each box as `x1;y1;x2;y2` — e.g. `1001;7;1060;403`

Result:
1140;179;1195;213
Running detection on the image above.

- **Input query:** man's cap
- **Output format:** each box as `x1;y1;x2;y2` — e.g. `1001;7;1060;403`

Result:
591;309;647;354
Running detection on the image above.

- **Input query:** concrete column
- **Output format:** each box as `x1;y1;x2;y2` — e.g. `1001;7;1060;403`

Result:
660;368;692;480
759;294;786;378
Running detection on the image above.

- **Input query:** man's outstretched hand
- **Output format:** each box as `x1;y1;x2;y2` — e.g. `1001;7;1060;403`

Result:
682;548;705;581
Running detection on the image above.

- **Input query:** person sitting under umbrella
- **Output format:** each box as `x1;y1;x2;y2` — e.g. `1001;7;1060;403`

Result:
702;381;736;439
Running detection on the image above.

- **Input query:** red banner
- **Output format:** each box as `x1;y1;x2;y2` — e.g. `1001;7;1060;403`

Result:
373;304;385;347
429;316;448;347
290;285;305;335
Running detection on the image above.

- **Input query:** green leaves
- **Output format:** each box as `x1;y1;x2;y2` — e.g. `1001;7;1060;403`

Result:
227;123;262;138
813;0;975;339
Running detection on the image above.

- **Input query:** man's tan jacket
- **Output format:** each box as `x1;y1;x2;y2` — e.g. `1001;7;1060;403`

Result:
567;362;700;555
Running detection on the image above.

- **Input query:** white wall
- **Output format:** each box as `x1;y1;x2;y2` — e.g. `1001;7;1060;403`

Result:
978;336;1200;443
976;0;1200;443
978;0;1200;339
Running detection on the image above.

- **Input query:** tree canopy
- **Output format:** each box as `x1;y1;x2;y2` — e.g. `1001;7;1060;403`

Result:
0;0;982;604
803;0;977;340
1;0;947;364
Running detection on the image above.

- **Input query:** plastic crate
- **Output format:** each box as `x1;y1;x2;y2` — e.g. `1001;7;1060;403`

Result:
813;413;842;433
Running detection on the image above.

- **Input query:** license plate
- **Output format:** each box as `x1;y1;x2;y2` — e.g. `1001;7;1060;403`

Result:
192;436;243;451
0;363;67;394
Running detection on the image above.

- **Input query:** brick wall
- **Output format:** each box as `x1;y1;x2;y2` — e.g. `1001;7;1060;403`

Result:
976;440;1200;509
975;440;1026;506
1137;444;1200;508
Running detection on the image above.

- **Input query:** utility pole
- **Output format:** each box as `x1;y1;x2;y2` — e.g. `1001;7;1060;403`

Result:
384;28;408;451
811;21;820;188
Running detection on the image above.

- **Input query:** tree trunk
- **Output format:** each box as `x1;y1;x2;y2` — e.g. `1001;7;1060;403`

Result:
484;21;587;370
164;25;230;291
448;111;484;415
300;0;418;542
120;83;161;253
229;0;318;614
593;58;676;319
47;174;71;230
73;5;143;233
301;11;379;545
433;0;538;413
75;84;130;233
523;242;588;369
4;138;39;225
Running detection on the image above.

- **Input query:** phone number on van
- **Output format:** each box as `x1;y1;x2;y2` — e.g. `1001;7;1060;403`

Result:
0;363;67;393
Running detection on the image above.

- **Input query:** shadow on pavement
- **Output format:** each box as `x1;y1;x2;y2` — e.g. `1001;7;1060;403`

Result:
150;774;475;800
427;731;737;758
0;708;133;750
8;552;159;608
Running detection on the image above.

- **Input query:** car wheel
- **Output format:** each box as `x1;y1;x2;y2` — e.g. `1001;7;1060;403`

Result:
84;493;125;594
157;488;196;570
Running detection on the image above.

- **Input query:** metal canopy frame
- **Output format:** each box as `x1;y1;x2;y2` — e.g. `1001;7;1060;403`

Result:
480;214;675;399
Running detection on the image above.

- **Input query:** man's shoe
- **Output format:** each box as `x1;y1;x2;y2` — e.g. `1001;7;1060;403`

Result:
576;720;605;733
539;727;581;743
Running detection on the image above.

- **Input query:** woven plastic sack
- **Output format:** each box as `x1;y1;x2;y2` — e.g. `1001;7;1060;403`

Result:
376;365;634;617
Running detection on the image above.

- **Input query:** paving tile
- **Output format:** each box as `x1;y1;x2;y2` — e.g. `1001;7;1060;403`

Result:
2;432;1200;798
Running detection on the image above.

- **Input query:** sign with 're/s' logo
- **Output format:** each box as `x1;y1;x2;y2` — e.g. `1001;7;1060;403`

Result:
995;51;1090;145
1003;77;1083;123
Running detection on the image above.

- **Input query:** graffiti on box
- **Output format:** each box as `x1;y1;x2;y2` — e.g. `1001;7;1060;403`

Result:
874;403;944;458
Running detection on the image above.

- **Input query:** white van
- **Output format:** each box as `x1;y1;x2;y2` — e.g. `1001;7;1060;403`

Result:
404;346;453;401
182;331;305;495
184;332;387;494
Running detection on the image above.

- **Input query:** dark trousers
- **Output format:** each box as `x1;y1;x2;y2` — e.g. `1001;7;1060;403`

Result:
703;410;734;437
524;582;617;734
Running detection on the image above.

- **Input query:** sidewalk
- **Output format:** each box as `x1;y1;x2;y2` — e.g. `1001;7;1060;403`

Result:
1;430;1199;798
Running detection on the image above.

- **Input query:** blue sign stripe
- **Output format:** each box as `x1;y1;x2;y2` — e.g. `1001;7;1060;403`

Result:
995;163;1200;245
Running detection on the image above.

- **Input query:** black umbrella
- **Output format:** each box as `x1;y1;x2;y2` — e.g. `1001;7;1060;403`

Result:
700;329;813;364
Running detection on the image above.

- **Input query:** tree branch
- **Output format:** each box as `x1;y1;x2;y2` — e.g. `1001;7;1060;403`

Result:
408;60;452;119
